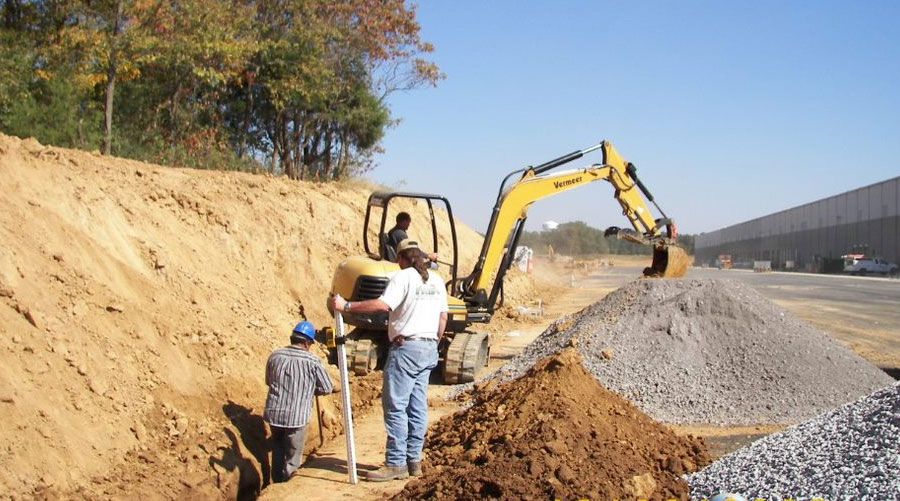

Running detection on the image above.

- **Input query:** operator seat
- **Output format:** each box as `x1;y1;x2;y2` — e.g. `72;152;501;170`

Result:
380;233;398;262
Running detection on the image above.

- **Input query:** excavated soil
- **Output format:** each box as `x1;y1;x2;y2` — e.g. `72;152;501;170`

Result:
396;348;710;500
0;134;535;499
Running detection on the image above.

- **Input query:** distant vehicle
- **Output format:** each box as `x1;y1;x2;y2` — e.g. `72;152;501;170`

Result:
843;256;898;276
753;260;772;272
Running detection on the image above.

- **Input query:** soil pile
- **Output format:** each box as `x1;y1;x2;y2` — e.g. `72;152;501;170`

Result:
397;349;710;500
0;134;534;498
489;279;893;425
688;382;900;500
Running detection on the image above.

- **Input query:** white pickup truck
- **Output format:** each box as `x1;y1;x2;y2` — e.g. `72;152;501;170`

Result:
844;257;898;276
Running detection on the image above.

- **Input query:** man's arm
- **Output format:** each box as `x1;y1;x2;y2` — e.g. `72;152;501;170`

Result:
438;312;448;339
332;272;405;314
313;362;335;396
331;295;390;314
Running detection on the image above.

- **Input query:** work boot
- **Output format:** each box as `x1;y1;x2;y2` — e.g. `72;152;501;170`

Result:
408;460;422;477
364;464;409;482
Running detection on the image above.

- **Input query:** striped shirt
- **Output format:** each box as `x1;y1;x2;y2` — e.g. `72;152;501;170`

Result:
263;346;334;428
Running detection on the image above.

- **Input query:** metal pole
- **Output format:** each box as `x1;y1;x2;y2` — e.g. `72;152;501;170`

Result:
334;311;359;484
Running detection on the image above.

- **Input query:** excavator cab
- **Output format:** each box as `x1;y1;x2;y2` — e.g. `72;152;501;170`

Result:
361;192;460;289
329;192;480;382
333;192;464;322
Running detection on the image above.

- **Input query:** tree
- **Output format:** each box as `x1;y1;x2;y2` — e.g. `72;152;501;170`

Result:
0;0;441;178
1;0;106;148
63;1;156;151
228;0;440;179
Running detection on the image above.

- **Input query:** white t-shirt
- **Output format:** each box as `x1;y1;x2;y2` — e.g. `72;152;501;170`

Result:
379;267;449;341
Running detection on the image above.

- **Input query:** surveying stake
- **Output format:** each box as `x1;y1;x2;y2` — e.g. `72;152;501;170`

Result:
333;311;359;484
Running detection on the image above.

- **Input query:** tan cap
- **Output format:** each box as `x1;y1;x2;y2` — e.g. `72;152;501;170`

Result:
396;238;420;253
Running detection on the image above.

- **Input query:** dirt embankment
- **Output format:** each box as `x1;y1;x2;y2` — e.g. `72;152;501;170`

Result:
397;348;709;500
0;134;534;499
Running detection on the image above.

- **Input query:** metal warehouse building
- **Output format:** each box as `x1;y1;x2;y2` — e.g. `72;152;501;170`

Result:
695;176;900;271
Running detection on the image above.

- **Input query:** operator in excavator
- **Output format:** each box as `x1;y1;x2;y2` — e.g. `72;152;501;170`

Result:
383;211;439;264
385;212;412;258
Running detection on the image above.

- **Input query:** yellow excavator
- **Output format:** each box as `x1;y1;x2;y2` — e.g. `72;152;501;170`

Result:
326;140;689;383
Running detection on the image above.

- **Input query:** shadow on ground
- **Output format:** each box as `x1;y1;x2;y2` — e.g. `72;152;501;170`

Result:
208;401;271;500
298;453;378;478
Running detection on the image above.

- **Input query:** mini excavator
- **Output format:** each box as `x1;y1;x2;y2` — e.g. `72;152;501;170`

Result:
325;140;689;383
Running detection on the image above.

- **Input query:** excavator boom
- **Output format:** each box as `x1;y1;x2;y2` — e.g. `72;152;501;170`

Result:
462;140;689;313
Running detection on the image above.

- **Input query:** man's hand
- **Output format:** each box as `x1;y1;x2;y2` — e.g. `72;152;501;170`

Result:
428;252;439;262
331;294;347;312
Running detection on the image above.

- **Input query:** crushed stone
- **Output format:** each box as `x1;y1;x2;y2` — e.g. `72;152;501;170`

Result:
687;382;900;501
482;279;893;425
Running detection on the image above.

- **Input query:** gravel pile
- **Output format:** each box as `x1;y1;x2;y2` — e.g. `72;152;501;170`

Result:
687;382;900;501
487;279;893;425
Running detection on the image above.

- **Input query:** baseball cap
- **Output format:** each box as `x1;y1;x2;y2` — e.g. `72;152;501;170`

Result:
397;239;420;253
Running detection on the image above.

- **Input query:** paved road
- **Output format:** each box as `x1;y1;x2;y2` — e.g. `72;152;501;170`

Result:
579;266;900;369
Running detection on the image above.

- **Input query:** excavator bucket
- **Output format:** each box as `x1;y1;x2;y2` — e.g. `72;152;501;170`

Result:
644;245;691;278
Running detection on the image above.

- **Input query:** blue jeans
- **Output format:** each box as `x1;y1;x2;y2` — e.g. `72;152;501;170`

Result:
382;340;438;466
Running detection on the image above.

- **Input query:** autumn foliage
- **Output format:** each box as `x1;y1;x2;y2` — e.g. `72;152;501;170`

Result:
0;0;442;179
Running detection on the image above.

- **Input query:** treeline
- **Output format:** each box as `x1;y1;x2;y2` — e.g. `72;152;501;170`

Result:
0;0;441;179
520;221;696;256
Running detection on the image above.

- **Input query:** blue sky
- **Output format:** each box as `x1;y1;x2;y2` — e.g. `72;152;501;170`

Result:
370;1;900;234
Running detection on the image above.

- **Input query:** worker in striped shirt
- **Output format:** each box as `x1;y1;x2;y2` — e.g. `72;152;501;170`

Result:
264;321;334;483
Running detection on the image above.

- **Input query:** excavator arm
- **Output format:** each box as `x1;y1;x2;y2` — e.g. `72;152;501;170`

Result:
461;140;688;317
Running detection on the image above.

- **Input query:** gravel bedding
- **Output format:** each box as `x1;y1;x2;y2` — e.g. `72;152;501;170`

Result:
479;278;893;425
687;382;900;501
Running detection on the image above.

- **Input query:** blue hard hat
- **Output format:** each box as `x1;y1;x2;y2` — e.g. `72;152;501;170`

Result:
291;321;316;342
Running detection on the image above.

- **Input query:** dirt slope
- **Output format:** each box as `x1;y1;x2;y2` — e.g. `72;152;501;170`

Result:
0;134;532;498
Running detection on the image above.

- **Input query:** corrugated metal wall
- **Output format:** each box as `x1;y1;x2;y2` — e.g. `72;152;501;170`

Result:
696;177;900;270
